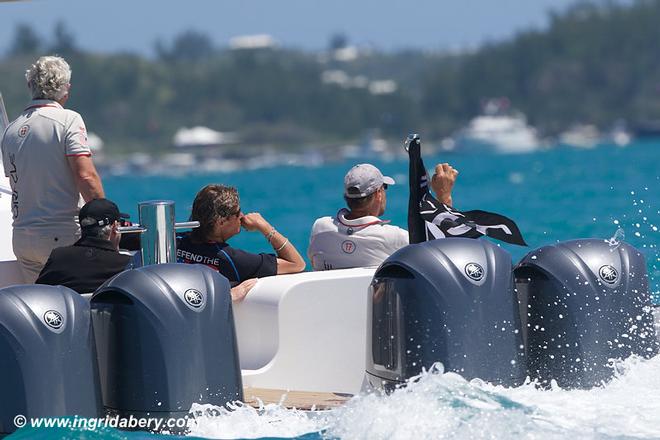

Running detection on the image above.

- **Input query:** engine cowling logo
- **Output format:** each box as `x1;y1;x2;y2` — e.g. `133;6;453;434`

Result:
184;289;204;308
599;265;618;284
43;310;63;329
465;263;485;281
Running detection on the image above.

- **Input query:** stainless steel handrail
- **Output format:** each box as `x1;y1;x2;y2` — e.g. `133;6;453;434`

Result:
115;201;200;266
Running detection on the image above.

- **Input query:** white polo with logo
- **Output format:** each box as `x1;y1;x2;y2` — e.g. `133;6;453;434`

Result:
1;99;91;281
1;99;90;230
308;208;409;270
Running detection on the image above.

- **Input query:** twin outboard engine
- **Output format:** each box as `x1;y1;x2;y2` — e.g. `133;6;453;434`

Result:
515;239;658;388
0;285;102;435
367;236;658;391
366;238;526;390
91;263;242;420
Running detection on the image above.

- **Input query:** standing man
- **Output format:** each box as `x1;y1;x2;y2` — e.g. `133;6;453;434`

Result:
1;55;104;282
308;162;457;270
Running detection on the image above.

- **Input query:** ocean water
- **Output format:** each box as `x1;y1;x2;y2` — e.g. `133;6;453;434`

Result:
8;140;659;440
105;140;659;299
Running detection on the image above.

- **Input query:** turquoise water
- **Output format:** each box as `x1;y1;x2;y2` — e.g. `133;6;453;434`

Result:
106;140;659;300
8;140;659;440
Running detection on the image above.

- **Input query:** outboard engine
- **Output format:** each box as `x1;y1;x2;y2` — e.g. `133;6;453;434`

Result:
366;238;525;391
515;239;658;388
90;263;242;422
0;285;102;435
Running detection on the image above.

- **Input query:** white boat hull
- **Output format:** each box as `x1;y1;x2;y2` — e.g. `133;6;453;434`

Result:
458;114;541;154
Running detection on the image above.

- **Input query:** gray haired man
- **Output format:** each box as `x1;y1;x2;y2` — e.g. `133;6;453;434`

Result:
1;55;105;282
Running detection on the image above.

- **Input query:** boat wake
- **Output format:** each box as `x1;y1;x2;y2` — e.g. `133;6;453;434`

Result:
185;354;660;440
187;401;320;439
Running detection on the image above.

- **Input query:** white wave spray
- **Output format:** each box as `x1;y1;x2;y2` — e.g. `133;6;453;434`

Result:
186;355;660;440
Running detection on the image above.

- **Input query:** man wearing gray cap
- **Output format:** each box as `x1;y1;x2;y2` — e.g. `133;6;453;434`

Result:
308;162;457;270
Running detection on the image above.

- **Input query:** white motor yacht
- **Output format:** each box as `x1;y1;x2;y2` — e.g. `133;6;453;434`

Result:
456;99;541;154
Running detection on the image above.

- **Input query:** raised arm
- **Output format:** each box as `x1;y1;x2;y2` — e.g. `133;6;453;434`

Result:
67;155;105;202
241;213;306;274
430;163;458;206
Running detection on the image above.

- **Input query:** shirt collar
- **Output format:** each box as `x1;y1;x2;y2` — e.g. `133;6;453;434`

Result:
25;99;63;111
335;208;390;228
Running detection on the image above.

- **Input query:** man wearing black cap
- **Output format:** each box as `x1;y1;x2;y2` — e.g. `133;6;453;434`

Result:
36;198;131;293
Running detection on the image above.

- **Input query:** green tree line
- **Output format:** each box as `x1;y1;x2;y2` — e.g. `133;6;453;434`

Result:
1;0;659;153
420;0;660;138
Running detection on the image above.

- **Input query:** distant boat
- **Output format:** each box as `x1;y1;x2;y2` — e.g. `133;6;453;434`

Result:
559;124;601;149
608;121;632;147
341;129;397;161
172;126;239;148
455;99;541;154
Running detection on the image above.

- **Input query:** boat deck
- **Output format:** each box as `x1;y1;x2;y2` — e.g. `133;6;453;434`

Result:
243;387;352;410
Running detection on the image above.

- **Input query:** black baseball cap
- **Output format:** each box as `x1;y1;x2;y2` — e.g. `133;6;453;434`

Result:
79;198;130;228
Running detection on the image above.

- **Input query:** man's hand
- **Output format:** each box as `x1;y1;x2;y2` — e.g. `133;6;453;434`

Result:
240;212;271;234
231;278;258;302
431;163;458;206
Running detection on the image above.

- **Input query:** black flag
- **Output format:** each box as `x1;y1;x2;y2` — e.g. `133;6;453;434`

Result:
406;134;527;246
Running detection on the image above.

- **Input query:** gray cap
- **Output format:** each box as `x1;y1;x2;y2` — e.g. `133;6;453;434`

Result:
344;163;395;199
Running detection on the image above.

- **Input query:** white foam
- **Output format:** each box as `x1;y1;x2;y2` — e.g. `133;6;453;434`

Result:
186;355;660;439
187;401;323;439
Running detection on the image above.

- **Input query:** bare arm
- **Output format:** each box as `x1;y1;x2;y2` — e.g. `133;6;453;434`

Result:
67;155;105;202
241;213;306;274
269;228;306;274
430;163;458;206
231;278;258;302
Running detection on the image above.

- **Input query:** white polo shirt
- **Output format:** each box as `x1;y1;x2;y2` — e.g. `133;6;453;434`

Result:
1;99;91;231
308;208;409;270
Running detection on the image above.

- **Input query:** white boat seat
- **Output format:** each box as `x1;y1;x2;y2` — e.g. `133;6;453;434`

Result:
234;267;376;395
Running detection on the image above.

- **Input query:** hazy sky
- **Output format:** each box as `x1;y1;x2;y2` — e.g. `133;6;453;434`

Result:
0;0;578;55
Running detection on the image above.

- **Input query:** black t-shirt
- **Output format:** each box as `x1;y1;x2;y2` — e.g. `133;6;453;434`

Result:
176;233;277;284
36;236;131;294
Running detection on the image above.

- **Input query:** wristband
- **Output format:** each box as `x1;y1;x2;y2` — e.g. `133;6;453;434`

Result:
265;228;276;242
275;239;289;252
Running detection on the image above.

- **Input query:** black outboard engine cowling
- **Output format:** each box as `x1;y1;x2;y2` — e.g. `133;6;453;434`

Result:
0;285;102;435
91;263;242;421
366;238;525;390
515;239;658;389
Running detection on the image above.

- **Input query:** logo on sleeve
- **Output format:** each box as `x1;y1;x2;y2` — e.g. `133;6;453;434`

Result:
18;125;30;137
79;126;88;145
341;240;356;254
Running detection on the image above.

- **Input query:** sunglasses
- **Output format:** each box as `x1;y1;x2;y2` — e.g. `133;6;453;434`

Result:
219;207;241;220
